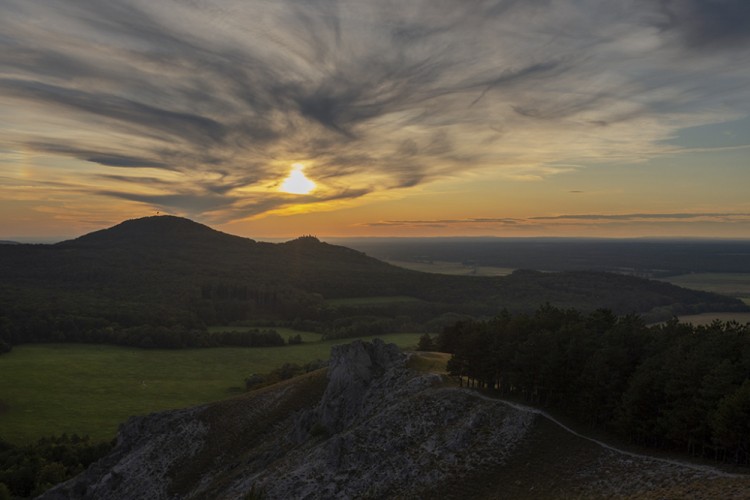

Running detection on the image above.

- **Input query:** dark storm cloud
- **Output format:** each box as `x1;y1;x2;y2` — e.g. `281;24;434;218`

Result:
1;0;749;220
87;156;171;169
96;190;237;215
0;79;227;144
656;0;750;49
27;143;174;171
96;175;175;187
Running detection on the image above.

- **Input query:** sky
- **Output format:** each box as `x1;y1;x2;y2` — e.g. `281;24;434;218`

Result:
1;0;749;241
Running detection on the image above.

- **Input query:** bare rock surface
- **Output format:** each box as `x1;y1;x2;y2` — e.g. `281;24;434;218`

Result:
39;406;207;500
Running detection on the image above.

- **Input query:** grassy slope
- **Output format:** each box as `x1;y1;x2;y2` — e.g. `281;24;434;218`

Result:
0;333;421;444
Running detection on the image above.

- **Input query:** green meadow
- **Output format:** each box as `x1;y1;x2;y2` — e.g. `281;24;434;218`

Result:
0;333;422;444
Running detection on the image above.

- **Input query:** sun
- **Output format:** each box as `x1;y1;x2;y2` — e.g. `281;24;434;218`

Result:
280;163;316;195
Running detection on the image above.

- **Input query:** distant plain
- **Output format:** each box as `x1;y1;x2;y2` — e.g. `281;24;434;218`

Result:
385;259;515;277
661;273;750;302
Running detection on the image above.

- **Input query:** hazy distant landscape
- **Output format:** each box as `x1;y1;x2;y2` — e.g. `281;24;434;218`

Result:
339;237;750;322
338;237;750;276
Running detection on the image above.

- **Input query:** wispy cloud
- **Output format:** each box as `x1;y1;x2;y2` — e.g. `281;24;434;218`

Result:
363;212;750;229
1;0;748;223
530;212;750;221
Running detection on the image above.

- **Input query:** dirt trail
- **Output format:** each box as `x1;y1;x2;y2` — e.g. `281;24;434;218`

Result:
462;388;747;479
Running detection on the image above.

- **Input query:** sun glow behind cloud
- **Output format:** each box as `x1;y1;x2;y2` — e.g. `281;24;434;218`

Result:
280;164;316;195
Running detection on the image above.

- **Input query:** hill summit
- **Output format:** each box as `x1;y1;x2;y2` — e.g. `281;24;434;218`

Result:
61;215;253;247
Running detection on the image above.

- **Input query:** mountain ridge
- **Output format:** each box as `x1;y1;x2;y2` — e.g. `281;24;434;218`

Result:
59;215;255;248
0;216;746;349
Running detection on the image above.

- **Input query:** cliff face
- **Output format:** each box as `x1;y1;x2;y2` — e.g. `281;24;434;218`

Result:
39;339;750;500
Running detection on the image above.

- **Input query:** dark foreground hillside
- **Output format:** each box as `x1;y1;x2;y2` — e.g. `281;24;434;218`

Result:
40;340;750;499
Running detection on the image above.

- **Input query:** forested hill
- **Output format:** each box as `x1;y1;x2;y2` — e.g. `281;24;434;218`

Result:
0;216;746;347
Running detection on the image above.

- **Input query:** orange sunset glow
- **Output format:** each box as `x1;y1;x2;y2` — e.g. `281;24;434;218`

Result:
0;1;748;241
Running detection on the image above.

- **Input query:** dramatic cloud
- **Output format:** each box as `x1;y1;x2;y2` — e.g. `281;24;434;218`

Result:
0;0;749;227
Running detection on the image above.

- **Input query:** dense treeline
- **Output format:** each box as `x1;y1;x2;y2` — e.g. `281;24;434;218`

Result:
440;306;750;464
0;434;113;498
0;308;285;350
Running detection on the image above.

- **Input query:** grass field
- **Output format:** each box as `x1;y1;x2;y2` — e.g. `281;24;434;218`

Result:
661;273;750;301
386;259;515;277
0;333;422;444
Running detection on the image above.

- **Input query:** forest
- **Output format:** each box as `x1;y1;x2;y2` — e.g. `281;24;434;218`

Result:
0;435;113;498
436;306;750;464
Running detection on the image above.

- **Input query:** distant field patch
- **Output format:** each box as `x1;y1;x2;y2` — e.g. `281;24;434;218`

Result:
0;333;422;444
675;312;750;326
661;273;750;300
387;259;515;277
326;296;425;306
408;352;450;374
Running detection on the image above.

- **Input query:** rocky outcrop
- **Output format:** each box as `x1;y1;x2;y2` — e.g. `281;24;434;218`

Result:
316;339;406;433
40;407;208;500
236;339;534;498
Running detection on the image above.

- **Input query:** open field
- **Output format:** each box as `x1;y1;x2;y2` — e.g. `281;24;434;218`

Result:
0;333;422;444
674;312;750;326
386;259;515;276
661;273;750;300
